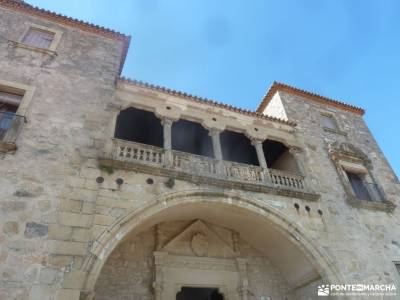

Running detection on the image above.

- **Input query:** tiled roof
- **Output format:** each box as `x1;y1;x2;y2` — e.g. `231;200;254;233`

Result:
257;81;365;115
119;77;297;126
0;0;131;74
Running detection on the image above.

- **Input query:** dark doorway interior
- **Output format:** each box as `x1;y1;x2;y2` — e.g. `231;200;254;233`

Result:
114;107;163;147
262;139;300;173
220;130;259;166
176;287;223;300
171;119;214;157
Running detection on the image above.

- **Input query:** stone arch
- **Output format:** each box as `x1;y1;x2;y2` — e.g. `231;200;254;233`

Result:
77;189;343;298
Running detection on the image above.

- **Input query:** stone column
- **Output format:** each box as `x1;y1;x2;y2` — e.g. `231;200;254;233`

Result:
161;117;174;166
209;128;224;175
209;128;223;160
236;258;250;300
252;139;267;169
252;139;271;184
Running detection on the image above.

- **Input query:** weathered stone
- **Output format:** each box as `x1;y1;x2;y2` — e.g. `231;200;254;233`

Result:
39;267;58;285
29;285;53;300
58;212;92;228
48;225;72;241
55;289;80;300
24;222;48;238
71;228;91;242
3;221;19;236
59;199;82;213
0;201;26;212
48;240;87;256
14;189;36;197
62;270;87;289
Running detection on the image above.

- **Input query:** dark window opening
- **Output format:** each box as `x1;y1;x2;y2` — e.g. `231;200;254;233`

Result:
220;130;258;165
172;119;214;157
176;287;223;300
114;107;163;147
0;91;22;141
345;171;372;201
262;140;299;173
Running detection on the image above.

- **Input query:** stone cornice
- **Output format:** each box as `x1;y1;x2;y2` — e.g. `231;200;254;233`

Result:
98;157;320;201
118;77;297;127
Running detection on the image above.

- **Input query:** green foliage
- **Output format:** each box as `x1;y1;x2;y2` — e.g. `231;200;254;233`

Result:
99;164;114;175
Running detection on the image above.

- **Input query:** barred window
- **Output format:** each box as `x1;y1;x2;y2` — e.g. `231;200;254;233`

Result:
0;90;22;141
22;27;55;49
0;91;22;109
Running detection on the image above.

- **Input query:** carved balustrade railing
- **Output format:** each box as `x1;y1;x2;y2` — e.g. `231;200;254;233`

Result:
109;139;309;194
270;169;305;191
112;139;164;166
223;161;264;183
172;150;219;177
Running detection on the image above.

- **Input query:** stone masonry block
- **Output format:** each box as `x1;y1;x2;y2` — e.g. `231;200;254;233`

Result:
80;167;101;179
39;267;58;285
72;228;91;242
62;270;87;289
59;199;82;213
55;289;80;300
48;224;72;241
93;214;114;226
48;240;87;256
69;188;98;202
58;212;92;228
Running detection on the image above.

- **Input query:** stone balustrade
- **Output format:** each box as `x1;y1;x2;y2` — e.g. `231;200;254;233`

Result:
106;138;316;199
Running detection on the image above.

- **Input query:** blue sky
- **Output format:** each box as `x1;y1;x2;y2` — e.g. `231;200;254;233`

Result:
28;0;400;177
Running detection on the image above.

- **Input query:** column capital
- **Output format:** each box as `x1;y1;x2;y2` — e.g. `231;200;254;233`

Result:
250;138;264;146
160;117;175;126
208;127;222;137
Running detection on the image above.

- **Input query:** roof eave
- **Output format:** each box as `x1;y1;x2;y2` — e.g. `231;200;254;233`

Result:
257;81;365;116
118;77;297;127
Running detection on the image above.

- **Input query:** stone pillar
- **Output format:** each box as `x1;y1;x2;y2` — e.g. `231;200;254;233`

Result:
236;258;250;300
252;139;267;169
289;146;305;174
251;139;271;184
161;117;174;166
209;128;223;160
208;128;224;175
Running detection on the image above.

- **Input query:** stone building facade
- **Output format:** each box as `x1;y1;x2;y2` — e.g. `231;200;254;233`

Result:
0;1;399;299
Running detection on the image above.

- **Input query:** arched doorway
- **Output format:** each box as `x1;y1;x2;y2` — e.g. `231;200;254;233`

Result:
79;190;342;300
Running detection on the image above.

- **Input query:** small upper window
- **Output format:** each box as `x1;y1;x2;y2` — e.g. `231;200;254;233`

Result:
396;263;400;275
22;28;55;49
320;114;338;130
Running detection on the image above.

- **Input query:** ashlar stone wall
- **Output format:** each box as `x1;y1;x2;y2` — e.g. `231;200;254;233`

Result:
0;5;125;299
270;91;400;287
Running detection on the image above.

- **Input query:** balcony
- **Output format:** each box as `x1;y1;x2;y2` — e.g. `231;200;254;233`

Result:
99;139;319;201
0;111;25;153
